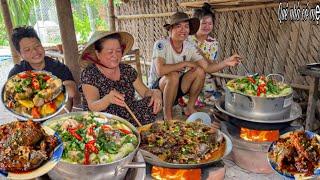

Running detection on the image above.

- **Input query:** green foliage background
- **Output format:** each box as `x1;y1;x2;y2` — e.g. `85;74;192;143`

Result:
0;0;122;46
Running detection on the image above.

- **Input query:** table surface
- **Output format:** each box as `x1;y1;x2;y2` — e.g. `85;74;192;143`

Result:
298;65;320;78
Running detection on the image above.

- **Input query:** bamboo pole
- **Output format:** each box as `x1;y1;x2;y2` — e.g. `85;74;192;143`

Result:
0;0;20;64
116;1;320;21
179;0;320;12
117;11;193;20
107;0;116;31
212;73;310;91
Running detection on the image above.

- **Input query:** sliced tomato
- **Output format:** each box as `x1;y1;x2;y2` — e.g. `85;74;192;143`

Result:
32;78;40;90
43;75;51;81
18;73;29;78
49;102;57;110
31;107;41;118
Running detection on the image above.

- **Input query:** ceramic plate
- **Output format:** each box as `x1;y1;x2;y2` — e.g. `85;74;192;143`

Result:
1;70;67;122
268;130;320;179
0;126;63;179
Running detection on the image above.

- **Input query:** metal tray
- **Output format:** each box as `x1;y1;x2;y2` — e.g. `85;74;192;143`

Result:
215;97;302;123
140;132;232;169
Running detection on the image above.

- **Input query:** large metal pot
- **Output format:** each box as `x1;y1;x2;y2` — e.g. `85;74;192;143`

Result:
43;112;145;180
224;74;293;120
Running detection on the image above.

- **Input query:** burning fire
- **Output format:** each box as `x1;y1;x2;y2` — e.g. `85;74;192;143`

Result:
151;166;201;180
240;127;279;142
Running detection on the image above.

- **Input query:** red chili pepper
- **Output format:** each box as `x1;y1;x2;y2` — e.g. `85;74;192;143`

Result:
86;140;99;154
84;140;99;164
247;77;256;84
88;125;96;138
68;128;83;141
119;128;131;135
31;77;40;90
84;148;90;165
101;125;111;131
257;84;266;96
18;73;29;78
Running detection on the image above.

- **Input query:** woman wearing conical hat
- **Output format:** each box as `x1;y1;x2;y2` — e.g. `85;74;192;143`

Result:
79;31;162;126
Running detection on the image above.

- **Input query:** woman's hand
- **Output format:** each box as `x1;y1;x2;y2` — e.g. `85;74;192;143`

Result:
105;89;126;107
146;89;162;114
222;54;241;67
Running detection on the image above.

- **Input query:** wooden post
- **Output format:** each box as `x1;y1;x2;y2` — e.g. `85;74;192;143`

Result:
55;0;80;105
306;78;319;130
107;0;116;31
0;0;20;64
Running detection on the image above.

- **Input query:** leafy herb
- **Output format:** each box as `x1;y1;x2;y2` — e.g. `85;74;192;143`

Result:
22;78;31;86
15;85;24;93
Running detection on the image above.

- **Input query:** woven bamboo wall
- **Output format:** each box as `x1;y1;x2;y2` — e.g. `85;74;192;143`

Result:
115;0;320;86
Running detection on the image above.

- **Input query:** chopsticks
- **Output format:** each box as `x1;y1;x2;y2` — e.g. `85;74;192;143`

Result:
124;103;142;127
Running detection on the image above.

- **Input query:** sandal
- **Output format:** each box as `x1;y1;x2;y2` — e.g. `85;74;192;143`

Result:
178;97;187;107
195;99;205;108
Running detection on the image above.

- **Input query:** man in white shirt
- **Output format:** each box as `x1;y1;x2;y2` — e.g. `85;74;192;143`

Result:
149;12;240;120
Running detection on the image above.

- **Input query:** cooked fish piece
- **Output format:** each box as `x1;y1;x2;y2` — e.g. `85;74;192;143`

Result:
0;120;57;172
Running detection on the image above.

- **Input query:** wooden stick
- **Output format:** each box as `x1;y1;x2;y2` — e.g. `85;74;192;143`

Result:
124;103;143;127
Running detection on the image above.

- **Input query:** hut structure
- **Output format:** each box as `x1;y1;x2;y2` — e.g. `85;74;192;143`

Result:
115;0;320;130
115;0;320;88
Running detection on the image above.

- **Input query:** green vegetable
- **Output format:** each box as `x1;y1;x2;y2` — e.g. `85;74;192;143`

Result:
15;85;24;93
22;78;31;86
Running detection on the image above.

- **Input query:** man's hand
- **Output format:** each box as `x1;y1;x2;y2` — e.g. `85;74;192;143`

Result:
178;61;197;71
222;54;241;67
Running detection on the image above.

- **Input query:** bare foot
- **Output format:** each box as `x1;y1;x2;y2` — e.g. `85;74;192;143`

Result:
184;106;197;116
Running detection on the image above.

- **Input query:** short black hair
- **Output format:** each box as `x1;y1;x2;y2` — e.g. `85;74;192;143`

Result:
94;33;122;53
193;3;215;23
11;26;41;53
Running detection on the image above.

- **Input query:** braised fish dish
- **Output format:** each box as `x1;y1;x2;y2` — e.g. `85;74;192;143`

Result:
140;120;225;164
3;70;65;119
227;75;292;97
268;131;320;176
0;120;58;172
46;112;138;165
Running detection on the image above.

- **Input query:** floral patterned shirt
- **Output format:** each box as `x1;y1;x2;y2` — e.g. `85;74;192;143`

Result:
188;35;219;61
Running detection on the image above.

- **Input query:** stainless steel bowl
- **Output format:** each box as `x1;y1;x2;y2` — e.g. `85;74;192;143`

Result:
224;74;293;121
43;112;145;180
224;87;293;120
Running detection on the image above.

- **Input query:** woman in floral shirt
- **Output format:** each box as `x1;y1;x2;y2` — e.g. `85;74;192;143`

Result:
187;3;221;106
